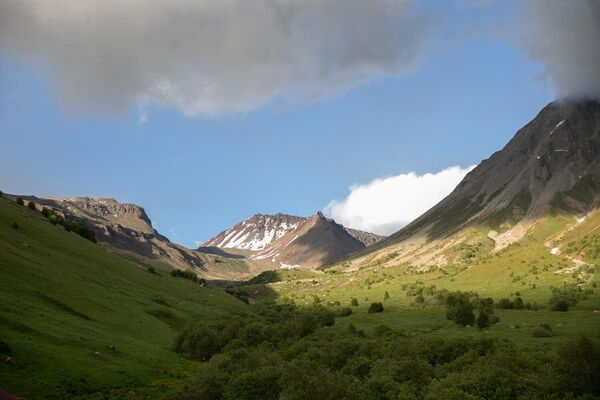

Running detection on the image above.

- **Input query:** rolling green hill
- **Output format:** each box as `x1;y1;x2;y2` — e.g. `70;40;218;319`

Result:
0;197;248;399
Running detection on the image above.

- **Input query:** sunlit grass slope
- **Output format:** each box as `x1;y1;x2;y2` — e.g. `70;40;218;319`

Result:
241;212;600;346
0;197;248;399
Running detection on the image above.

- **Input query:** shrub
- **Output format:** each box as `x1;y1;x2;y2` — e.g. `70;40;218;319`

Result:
550;299;569;312
62;220;97;242
11;222;18;229
556;336;600;396
368;302;384;313
512;296;524;310
384;291;390;301
446;292;475;327
41;207;53;218
415;295;425;304
497;298;512;309
532;324;553;338
16;197;24;206
350;298;359;307
175;325;222;361
147;266;157;274
170;269;199;283
336;307;352;317
476;310;490;329
27;201;36;210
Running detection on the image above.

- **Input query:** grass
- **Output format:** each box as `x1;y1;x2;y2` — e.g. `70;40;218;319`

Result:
241;210;600;348
0;198;248;399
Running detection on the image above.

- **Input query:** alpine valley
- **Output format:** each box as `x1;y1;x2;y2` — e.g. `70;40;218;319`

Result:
2;100;600;400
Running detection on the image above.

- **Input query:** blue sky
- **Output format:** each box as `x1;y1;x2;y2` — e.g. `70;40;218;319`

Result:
0;0;573;246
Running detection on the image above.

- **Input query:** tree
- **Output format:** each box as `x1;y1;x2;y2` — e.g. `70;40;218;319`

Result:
368;302;384;313
453;304;475;327
550;299;569;312
27;201;36;210
512;296;524;310
11;222;18;229
16;197;24;206
497;298;512;309
384;291;390;301
41;207;53;218
476;310;490;329
350;298;359;307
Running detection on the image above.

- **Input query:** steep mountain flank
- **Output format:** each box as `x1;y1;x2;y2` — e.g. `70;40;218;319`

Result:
251;212;366;268
345;100;600;268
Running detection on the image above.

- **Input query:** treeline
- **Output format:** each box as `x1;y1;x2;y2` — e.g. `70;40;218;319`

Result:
171;303;600;400
12;197;96;243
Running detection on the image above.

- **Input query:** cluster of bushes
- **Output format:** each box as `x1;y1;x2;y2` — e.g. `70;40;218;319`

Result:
445;291;499;329
171;306;600;400
15;198;97;243
170;269;205;285
496;295;537;310
549;284;591;311
226;287;250;304
566;234;600;261
174;304;336;362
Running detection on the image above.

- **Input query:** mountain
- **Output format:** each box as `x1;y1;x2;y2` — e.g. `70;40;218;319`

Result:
251;212;366;268
12;196;254;279
202;213;305;251
203;213;382;250
202;212;383;268
343;100;600;269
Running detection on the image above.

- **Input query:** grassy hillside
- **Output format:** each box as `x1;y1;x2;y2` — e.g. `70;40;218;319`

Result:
0;197;248;399
238;211;600;347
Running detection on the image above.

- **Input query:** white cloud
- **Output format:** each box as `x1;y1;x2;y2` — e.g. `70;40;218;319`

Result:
325;165;475;235
0;0;434;116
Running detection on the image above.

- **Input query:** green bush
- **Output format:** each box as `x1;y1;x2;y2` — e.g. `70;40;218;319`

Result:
11;222;18;229
16;197;24;206
497;298;512;309
512;296;524;309
147;266;157;274
532;324;553;338
336;307;352;317
27;201;36;210
384;291;390;301
550;299;569;311
170;269;198;283
476;310;490;329
446;292;475;327
350;298;359;307
368;302;384;313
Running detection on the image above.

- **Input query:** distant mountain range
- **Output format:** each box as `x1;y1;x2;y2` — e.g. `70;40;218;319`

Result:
8;195;382;276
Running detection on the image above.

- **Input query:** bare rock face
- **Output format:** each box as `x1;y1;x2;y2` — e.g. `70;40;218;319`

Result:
362;99;600;255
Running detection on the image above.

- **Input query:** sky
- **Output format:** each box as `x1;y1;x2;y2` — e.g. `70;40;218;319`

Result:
1;0;599;246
